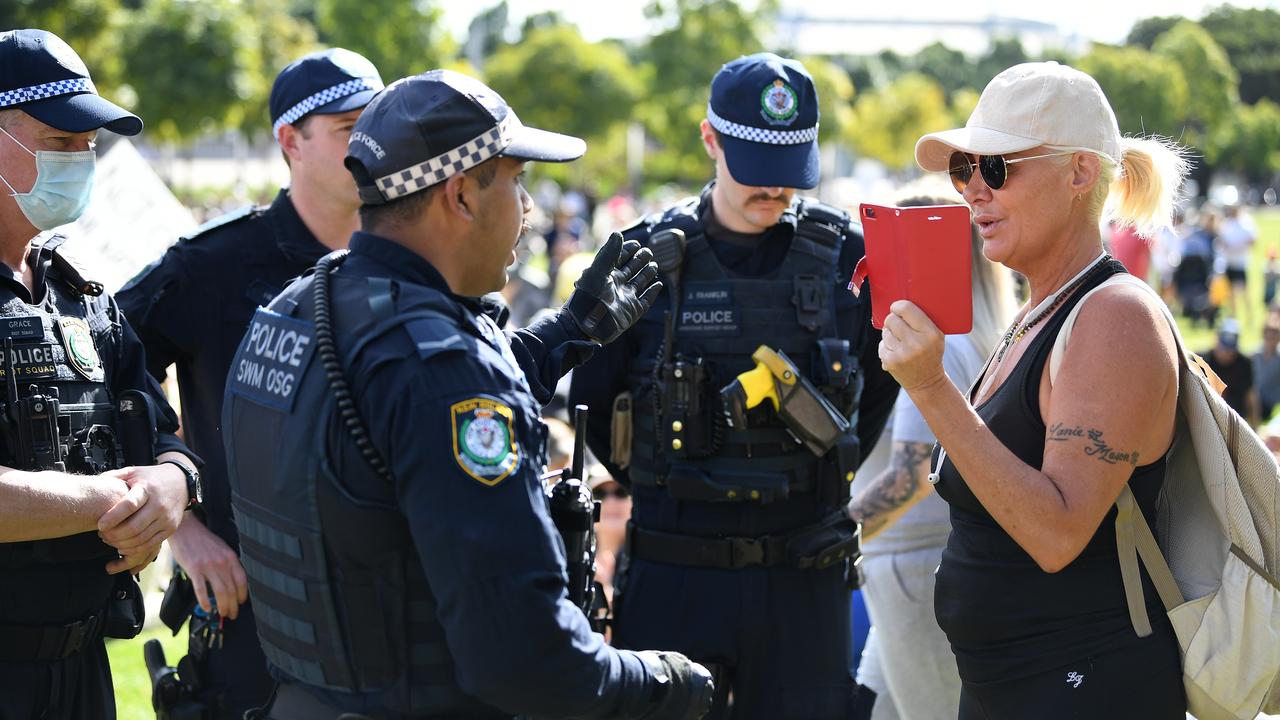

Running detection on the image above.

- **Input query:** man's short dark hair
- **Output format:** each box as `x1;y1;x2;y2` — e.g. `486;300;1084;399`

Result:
358;159;500;233
280;115;315;168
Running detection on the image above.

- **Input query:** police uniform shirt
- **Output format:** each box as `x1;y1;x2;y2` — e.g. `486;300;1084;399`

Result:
0;237;192;625
287;232;652;716
569;193;899;507
117;190;328;548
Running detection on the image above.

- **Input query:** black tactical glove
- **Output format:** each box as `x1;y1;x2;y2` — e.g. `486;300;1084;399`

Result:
564;232;663;345
635;651;715;720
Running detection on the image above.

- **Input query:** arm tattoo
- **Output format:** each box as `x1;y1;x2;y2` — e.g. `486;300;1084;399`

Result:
1048;423;1140;467
849;441;934;538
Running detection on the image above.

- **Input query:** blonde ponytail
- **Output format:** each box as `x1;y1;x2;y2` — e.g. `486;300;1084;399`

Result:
1095;137;1189;238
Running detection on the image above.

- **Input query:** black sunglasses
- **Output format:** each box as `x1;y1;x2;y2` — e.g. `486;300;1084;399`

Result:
947;150;1073;193
593;486;630;501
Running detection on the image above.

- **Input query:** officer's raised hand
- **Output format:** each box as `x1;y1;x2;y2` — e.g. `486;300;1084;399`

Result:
635;651;715;720
564;232;663;345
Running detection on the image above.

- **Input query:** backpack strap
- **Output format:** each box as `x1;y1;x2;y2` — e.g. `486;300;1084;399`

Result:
1045;273;1187;636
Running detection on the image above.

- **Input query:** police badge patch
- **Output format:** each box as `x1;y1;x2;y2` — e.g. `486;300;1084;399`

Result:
451;397;520;486
761;79;799;125
57;317;100;379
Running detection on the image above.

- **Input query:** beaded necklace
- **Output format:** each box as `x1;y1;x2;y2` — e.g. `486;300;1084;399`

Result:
993;253;1110;363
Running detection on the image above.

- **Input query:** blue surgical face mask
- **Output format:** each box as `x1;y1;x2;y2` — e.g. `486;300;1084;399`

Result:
0;126;96;231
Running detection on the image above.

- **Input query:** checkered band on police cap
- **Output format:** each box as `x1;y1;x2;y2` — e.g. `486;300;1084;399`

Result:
272;77;382;138
375;113;521;201
0;77;96;109
706;104;818;146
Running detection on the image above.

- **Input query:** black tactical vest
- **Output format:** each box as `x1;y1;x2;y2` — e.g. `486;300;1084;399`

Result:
223;262;513;716
625;197;862;509
0;238;129;572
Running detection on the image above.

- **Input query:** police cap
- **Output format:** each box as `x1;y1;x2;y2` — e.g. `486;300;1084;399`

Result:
345;69;585;206
707;52;820;190
270;48;384;140
0;29;141;136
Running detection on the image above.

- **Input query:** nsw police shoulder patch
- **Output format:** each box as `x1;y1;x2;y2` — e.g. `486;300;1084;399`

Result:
451;397;520;486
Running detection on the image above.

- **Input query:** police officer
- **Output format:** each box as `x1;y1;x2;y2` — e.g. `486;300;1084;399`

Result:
222;69;714;719
0;29;202;719
117;47;385;718
568;53;899;719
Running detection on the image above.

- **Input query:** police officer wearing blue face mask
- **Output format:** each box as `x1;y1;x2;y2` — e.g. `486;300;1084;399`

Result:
0;29;203;720
117;47;385;719
569;53;900;719
222;69;713;720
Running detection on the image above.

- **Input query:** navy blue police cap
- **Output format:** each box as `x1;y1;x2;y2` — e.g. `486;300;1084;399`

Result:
346;69;585;206
270;48;384;139
0;29;141;136
708;52;820;189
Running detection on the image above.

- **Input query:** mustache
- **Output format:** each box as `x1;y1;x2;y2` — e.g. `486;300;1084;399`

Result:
747;192;790;205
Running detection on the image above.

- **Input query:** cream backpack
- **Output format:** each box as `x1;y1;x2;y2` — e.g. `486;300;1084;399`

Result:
1049;273;1280;720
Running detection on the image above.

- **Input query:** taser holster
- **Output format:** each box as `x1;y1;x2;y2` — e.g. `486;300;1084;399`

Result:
720;345;850;456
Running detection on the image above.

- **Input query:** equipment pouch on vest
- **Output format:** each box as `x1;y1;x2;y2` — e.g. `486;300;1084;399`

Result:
104;573;145;639
813;339;852;391
611;391;633;470
820;434;861;507
665;464;789;503
661;357;720;458
784;510;860;570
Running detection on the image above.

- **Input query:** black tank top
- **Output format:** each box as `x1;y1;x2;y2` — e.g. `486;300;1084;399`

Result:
932;259;1172;684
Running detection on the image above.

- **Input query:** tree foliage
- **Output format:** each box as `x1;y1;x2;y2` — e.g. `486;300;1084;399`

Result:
1199;5;1280;105
850;73;950;171
801;56;855;145
1213;99;1280;184
1077;44;1189;139
637;0;776;184
314;0;453;84
1125;15;1185;49
121;0;258;142
484;25;640;142
1152;19;1239;149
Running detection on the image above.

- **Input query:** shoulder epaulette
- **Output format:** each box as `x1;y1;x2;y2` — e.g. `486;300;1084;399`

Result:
795;198;853;250
178;204;262;244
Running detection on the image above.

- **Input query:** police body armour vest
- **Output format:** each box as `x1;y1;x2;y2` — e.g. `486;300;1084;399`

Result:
625;197;861;507
0;240;123;570
223;265;512;716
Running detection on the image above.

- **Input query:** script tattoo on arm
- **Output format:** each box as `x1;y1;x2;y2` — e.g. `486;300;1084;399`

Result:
849;441;935;540
1047;423;1140;467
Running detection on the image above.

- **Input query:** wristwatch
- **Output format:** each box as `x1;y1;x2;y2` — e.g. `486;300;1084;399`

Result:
162;459;202;509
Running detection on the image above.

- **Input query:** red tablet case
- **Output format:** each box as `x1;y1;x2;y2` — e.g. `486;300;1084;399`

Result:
850;203;973;334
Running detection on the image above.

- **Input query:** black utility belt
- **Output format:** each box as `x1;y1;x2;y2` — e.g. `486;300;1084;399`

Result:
0;611;102;662
628;512;859;571
629;464;817;504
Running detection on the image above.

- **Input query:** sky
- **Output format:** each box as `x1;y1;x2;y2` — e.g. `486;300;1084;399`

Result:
438;0;1280;47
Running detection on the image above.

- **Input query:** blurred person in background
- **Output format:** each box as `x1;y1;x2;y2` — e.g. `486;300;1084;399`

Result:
1253;311;1280;422
896;61;1189;718
1203;318;1258;424
848;192;1018;720
117;48;385;719
1173;207;1218;325
1218;203;1257;323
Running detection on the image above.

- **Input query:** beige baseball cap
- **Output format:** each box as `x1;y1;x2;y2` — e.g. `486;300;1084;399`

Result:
915;61;1122;173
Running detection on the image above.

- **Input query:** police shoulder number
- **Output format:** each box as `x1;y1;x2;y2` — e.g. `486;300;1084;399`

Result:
451;397;520;487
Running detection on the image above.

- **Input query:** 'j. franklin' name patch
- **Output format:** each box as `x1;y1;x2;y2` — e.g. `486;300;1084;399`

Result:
451;397;520;486
677;281;740;337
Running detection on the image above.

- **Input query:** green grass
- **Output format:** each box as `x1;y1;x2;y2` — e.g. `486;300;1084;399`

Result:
107;624;187;720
